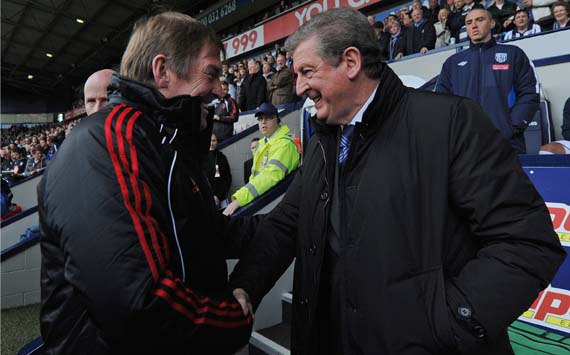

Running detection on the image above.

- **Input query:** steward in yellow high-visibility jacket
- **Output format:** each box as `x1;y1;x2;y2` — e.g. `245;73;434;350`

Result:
229;103;300;211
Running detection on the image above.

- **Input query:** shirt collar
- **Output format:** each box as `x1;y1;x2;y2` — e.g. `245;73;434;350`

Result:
348;83;379;126
264;125;281;142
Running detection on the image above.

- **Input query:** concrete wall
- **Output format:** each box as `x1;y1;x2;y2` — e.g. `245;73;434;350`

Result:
2;175;42;250
1;213;39;249
10;175;42;211
1;243;41;309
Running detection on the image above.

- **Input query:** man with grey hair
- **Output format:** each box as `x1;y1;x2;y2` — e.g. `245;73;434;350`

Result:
230;7;564;355
39;11;256;355
239;59;267;111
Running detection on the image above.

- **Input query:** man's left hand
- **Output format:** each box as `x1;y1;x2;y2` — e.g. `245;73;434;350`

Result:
420;47;428;54
223;199;241;216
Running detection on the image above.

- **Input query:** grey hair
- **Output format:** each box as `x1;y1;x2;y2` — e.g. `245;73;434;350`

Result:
120;12;223;86
284;8;383;79
247;59;261;69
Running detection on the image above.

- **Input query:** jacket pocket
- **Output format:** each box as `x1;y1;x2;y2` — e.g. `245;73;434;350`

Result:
383;268;458;354
415;266;459;353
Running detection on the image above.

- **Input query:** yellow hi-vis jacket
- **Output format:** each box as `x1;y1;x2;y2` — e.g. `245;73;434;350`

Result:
232;124;300;207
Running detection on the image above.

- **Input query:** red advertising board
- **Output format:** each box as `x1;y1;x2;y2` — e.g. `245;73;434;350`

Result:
223;0;382;59
64;106;86;120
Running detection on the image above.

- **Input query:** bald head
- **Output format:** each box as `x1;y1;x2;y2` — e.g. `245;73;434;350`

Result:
84;69;113;116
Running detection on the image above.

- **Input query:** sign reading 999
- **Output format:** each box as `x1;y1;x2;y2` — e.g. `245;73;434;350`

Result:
223;26;264;59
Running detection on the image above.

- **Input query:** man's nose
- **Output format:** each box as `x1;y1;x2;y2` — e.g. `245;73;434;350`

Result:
296;77;308;98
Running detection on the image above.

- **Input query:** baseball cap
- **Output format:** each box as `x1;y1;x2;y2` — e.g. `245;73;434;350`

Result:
254;102;279;118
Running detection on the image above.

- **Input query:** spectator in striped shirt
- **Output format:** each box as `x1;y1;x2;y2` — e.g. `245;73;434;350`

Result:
503;9;541;40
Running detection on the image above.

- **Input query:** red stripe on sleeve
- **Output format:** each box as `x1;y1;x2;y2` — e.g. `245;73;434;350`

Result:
160;277;240;310
159;278;244;316
143;184;171;264
117;110;166;271
104;105;159;281
153;289;252;328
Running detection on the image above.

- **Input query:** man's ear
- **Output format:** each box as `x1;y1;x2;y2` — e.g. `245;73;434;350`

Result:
343;46;362;80
152;54;170;89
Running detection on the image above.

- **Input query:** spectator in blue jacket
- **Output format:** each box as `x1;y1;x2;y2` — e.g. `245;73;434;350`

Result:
46;136;58;160
436;8;539;153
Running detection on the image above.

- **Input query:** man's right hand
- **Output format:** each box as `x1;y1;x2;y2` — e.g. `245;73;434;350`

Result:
233;288;254;319
223;199;241;216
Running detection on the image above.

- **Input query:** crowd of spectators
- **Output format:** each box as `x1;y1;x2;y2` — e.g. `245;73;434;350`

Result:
373;0;569;61
220;48;298;114
1;120;78;183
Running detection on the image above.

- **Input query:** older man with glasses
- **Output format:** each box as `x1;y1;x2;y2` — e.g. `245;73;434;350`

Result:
224;103;300;215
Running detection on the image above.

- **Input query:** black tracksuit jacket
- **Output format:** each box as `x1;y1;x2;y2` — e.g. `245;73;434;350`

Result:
230;65;565;354
38;75;259;354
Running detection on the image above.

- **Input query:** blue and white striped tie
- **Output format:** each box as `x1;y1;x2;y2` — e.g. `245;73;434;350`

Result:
338;124;354;167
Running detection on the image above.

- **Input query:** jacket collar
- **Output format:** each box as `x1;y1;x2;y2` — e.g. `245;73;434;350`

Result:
107;73;213;155
469;37;497;50
310;64;407;139
265;124;290;142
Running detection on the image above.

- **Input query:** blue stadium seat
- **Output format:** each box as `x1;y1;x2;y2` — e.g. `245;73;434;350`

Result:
524;99;554;154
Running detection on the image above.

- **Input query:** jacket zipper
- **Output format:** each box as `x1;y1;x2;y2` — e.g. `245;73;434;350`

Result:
477;47;482;103
167;148;186;282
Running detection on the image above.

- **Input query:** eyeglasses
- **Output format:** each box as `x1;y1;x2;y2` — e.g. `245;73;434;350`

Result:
257;116;277;122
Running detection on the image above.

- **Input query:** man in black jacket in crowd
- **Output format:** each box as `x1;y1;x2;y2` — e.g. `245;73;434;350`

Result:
38;12;256;355
406;8;437;54
202;133;232;207
383;20;407;60
239;60;267;111
230;7;565;355
488;0;517;34
213;80;239;141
